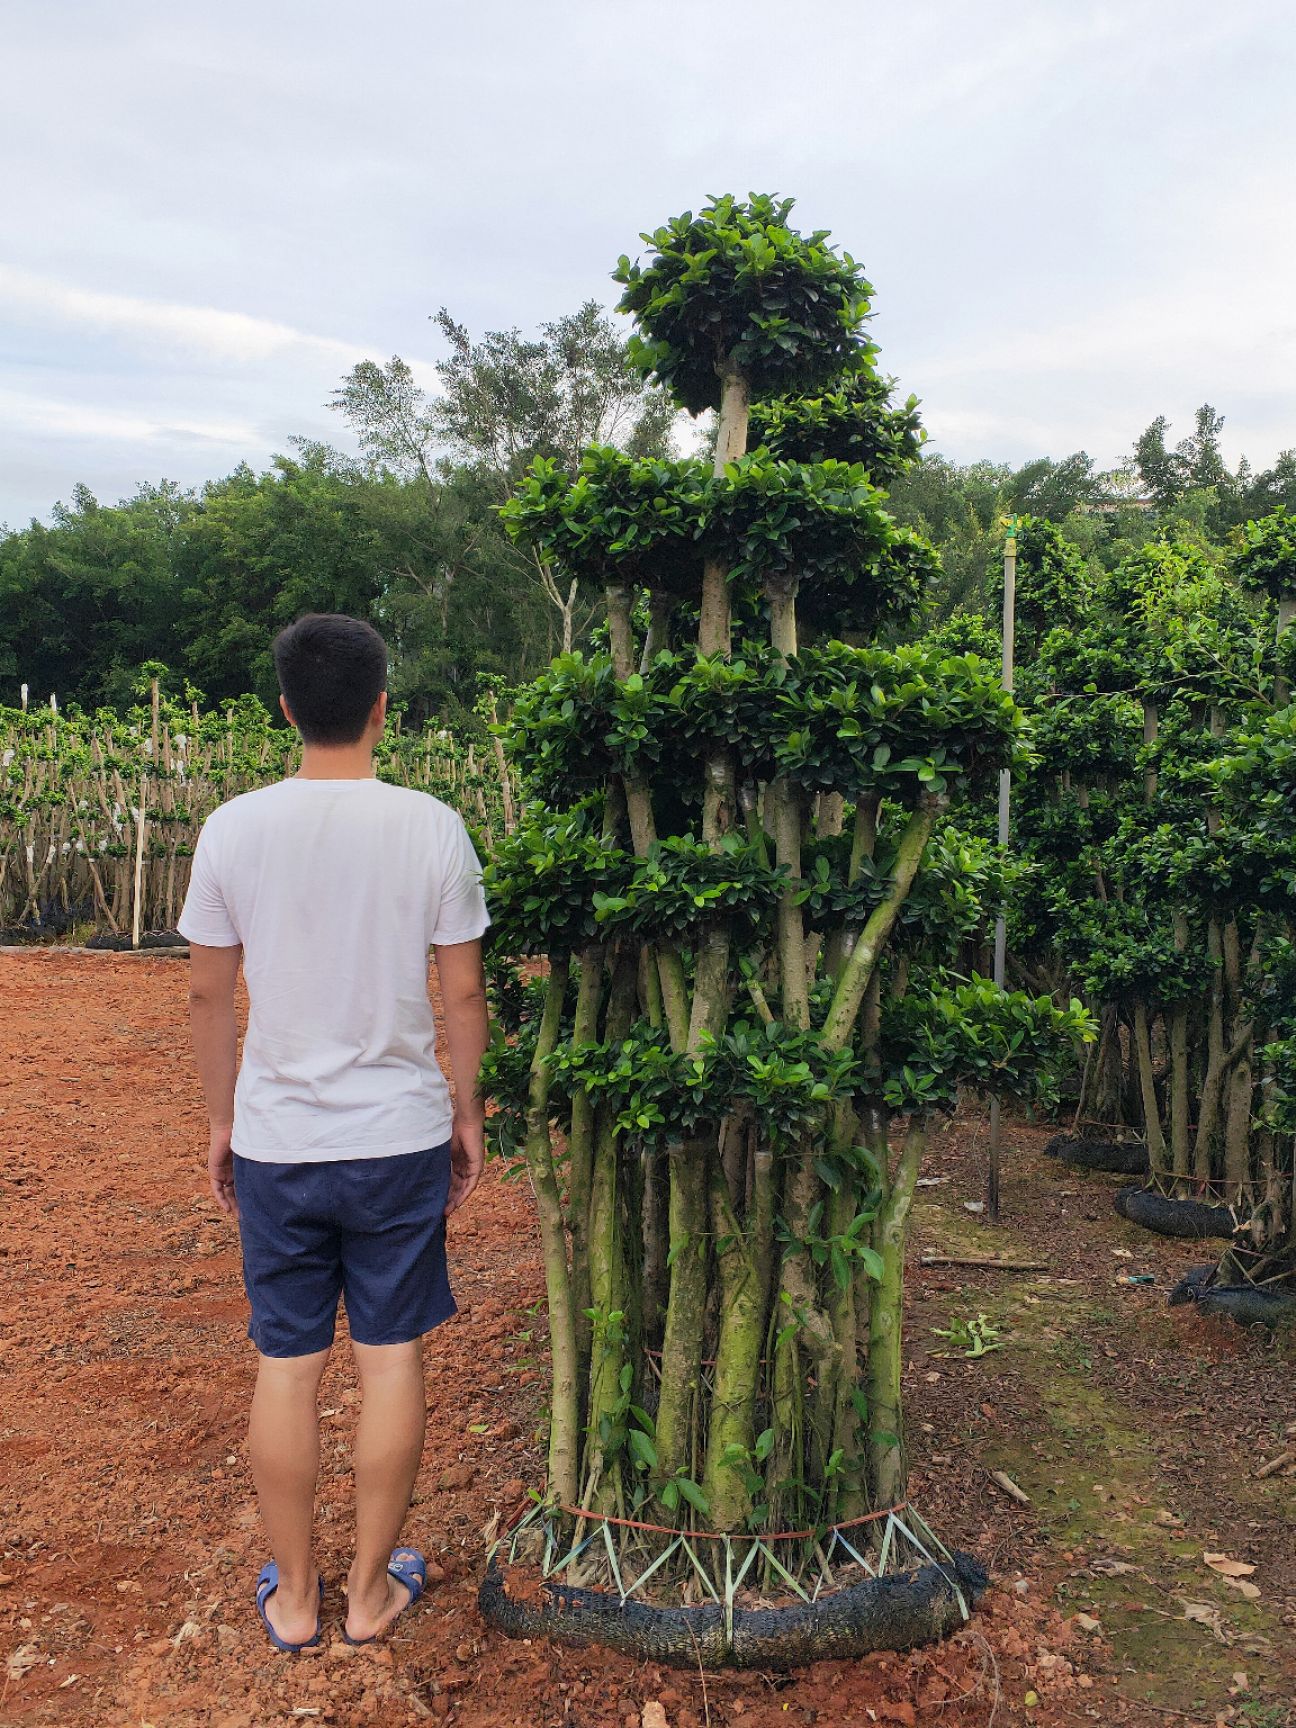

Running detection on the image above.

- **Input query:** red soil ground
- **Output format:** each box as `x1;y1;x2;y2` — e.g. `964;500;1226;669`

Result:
1;953;1293;1727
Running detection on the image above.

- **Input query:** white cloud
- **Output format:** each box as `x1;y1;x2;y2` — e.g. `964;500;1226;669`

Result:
914;167;1296;396
2;0;1293;519
917;287;1296;391
0;265;441;387
0;387;257;448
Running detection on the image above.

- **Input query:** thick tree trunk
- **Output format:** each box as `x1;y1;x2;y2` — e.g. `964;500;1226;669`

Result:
1169;913;1191;1187
1143;700;1158;802
1224;1059;1253;1194
823;804;937;1052
649;359;751;1515
1194;921;1226;1183
713;364;751;471
1169;1003;1191;1184
868;1119;926;1509
641;591;674;672
523;957;580;1508
583;1103;627;1513
823;1103;865;1524
1133;1001;1167;1176
701;1145;774;1528
578;948;639;1502
641;1143;670;1342
567;943;606;1393
653;1137;711;1498
766;578;810;1031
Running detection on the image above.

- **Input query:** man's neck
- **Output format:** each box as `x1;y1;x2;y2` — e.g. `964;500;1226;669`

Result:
295;742;377;781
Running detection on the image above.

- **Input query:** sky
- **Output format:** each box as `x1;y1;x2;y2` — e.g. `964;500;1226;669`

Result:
2;0;1294;526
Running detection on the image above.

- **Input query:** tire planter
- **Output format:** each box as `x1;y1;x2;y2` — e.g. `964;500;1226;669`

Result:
1044;1134;1149;1176
86;930;187;951
1194;1286;1296;1328
1113;1187;1238;1240
1167;1263;1216;1306
478;1551;988;1671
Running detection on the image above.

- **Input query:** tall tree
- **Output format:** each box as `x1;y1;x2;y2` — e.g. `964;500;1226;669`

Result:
1004;451;1105;520
480;197;1079;1665
1132;413;1183;512
332;301;676;652
1132;404;1238;531
0;480;192;708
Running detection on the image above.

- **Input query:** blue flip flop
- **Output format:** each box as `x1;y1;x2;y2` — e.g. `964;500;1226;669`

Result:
343;1547;427;1646
255;1562;324;1653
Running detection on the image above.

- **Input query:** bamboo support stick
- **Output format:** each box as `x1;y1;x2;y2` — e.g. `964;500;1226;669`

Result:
131;778;149;950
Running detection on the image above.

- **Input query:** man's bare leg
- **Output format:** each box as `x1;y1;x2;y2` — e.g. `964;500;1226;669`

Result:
345;1338;427;1641
248;1346;330;1645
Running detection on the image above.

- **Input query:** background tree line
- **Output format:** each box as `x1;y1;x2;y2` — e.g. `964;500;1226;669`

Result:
885;404;1296;616
4;291;1294;720
0;302;673;722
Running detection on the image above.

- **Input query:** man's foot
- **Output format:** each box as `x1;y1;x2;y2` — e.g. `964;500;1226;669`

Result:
255;1563;323;1653
344;1549;427;1644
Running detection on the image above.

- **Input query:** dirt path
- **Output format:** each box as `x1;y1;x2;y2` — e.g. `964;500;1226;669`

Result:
905;1118;1296;1727
1;953;1292;1727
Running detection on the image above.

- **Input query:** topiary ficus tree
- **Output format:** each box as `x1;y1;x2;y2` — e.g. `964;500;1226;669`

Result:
480;196;1085;1658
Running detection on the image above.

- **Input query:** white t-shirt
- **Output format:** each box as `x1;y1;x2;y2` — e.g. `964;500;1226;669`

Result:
178;777;490;1163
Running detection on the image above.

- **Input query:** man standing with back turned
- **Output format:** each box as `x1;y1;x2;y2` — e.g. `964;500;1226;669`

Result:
178;614;490;1652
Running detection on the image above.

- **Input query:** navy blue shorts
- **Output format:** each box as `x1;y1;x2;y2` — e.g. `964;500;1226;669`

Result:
232;1142;456;1358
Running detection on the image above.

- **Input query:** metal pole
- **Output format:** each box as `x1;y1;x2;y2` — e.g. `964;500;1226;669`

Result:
987;518;1017;1223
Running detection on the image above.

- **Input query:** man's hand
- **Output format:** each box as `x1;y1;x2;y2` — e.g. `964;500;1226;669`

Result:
189;942;241;1220
446;1115;485;1216
209;1124;238;1220
434;938;490;1219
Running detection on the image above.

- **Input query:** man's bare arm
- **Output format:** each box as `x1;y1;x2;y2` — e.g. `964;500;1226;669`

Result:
188;941;243;1218
434;938;490;1215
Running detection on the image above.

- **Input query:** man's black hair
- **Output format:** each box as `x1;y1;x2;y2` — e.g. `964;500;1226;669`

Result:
272;614;389;746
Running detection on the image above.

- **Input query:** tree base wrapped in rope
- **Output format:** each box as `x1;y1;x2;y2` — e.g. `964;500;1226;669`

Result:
1113;1186;1239;1239
1044;1134;1149;1175
478;1502;987;1671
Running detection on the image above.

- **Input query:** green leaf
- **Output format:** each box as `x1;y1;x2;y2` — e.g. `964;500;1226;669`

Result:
813;1157;842;1192
856;1245;885;1281
675;1477;710;1515
628;1429;658;1471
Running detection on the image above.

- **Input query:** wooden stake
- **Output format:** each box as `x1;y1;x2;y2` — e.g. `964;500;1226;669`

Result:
988;518;1017;1223
131;777;149;951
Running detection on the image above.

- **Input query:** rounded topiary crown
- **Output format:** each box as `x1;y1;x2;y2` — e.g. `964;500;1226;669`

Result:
613;193;874;412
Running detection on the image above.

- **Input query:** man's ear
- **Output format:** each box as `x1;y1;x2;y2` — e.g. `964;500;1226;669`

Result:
373;690;389;730
279;693;295;728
